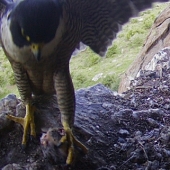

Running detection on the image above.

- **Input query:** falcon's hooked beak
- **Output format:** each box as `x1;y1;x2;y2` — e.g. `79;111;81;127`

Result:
31;43;43;61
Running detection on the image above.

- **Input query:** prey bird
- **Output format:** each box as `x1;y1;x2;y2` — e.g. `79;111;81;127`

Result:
0;0;169;166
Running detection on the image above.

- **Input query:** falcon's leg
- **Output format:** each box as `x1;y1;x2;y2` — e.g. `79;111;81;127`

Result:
7;62;35;147
60;122;88;165
7;101;36;147
54;66;88;165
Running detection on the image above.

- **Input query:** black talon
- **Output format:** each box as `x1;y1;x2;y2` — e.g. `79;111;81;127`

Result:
59;164;72;170
30;135;39;144
21;144;27;151
30;135;35;142
65;164;72;170
5;113;10;117
57;141;64;147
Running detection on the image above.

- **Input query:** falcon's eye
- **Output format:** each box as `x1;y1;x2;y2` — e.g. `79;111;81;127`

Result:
32;44;37;49
21;28;30;42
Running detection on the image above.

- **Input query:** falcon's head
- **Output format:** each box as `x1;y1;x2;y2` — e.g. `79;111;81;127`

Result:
1;0;63;61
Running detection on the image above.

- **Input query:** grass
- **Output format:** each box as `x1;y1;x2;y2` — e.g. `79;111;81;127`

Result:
0;3;168;98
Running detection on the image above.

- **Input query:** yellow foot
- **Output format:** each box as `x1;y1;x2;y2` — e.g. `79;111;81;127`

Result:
7;102;36;147
59;124;88;165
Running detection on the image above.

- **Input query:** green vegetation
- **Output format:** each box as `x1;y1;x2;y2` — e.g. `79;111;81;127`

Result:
0;3;168;98
0;51;18;98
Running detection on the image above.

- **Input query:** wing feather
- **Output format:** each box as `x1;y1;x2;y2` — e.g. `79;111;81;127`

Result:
67;0;169;56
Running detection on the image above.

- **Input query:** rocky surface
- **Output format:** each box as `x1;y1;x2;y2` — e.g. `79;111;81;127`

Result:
1;56;170;169
119;5;170;93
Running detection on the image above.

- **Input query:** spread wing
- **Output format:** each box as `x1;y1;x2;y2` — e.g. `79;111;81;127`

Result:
67;0;169;56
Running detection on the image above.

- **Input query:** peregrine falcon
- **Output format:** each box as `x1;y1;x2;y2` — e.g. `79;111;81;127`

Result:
0;0;169;166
